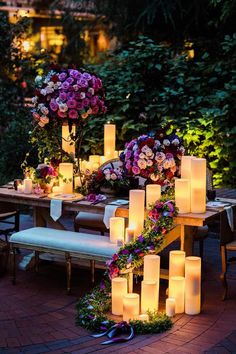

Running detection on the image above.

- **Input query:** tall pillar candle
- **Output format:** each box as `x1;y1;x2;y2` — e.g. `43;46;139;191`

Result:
143;254;160;282
128;189;145;238
123;293;140;322
169;276;185;313
104;123;116;159
110;217;125;244
141;281;158;313
181;156;195;179
146;184;161;207
169;250;185;278
23;178;32;194
62;124;76;155
185;256;201;315
166;298;175;317
125;228;134;244
191;158;206;213
175;179;191;213
59;163;73;194
112;277;127;315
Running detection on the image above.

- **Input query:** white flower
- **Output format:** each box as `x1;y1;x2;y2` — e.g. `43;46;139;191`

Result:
146;160;153;167
155;152;165;162
35;75;42;83
137;159;147;169
45;86;54;94
40;106;49;115
172;138;179;146
59;103;68;112
40;89;47;96
154;140;161;147
163;159;171;169
105;174;111;180
110;173;117;180
32;96;37;104
150;173;159;181
168;158;176;168
80;92;86;99
88;87;94;95
163;139;170;146
54;82;61;89
73;84;79;91
179;146;185;153
48;81;54;87
141;145;149;153
133;143;138;151
146;148;153;157
103;169;110;175
139;152;145;159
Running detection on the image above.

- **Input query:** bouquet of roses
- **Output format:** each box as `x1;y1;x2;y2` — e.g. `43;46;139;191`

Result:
34;163;58;184
31;68;107;127
88;167;130;193
120;131;185;186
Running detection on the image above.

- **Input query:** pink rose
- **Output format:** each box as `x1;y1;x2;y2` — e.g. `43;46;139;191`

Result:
68;109;78;119
132;166;140;175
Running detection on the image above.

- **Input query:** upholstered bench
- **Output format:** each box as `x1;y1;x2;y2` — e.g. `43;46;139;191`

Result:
10;227;118;293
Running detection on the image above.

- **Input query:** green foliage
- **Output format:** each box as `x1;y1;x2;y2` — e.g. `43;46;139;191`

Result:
130;311;172;334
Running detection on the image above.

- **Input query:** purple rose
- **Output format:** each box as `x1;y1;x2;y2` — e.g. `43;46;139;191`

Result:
66;77;74;85
134;249;141;254
49;99;58;111
67;99;77;108
166;153;173;159
121;249;129;255
58;72;67;81
138;235;144;243
68;109;78;119
82;72;92;81
59;92;67;101
77;102;84;110
61;81;70;90
90;96;98;107
125;150;132;159
77;78;88;88
82;98;90;107
69;69;81;79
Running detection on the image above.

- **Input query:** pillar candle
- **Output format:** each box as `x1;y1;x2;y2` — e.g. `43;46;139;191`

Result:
143;254;160;282
141;281;159;313
123;293;140;322
146;184;161;207
62;124;76;155
59;163;73;194
104;123;116;159
81;160;88;172
89;155;100;164
17;184;24;193
114;150;119;158
74;176;82;189
169;250;185;278
166;298;175;317
110;217;125;244
191;158;206;213
23;178;32;194
181;156;195;179
138;314;149;322
169;276;185;313
112;277;127;315
100;156;107;165
175;179;191;213
125;228;134;244
52;186;62;194
128;189;145;238
185;256;201;315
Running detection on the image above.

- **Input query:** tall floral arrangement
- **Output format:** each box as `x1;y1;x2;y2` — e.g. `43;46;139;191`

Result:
120;131;184;186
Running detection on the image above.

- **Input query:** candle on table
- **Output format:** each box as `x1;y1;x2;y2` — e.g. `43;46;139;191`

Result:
59;163;73;194
62;124;76;156
185;256;201;315
146;184;161;207
125;228;134;244
17;184;24;193
74;176;82;189
166;298;176;317
112;277;127;316
104;123;116;159
175;179;191;213
23;178;32;194
128;189;145;238
123;293;140;322
169;276;185;314
141;280;158;313
181;156;195;179
191;158;206;213
169;250;185;278
52;186;62;194
110;217;125;244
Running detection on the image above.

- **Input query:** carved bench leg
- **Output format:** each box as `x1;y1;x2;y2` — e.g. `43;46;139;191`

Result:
35;251;39;273
90;260;95;283
11;245;16;285
65;253;71;295
220;245;228;301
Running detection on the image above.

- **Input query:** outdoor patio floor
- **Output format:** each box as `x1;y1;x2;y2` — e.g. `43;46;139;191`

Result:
1;192;236;353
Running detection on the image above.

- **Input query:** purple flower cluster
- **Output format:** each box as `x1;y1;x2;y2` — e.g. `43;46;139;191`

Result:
32;69;107;127
120;133;185;186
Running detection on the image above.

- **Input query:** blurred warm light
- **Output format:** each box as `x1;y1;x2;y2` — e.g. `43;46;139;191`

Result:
22;40;30;52
97;30;109;52
40;27;66;54
185;41;195;59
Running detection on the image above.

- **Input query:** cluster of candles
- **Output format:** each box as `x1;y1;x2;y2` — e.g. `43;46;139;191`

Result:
111;251;201;322
175;156;207;214
17;177;33;194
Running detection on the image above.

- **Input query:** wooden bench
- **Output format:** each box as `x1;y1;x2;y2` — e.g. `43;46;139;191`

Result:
9;227;118;293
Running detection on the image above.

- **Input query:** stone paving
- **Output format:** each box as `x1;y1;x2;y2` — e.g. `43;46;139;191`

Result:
0;189;236;354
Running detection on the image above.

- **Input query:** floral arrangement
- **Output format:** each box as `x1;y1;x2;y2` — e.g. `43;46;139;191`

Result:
88;167;130;193
107;199;178;279
31;68;107;127
76;281;172;335
33;163;58;184
120;130;185;186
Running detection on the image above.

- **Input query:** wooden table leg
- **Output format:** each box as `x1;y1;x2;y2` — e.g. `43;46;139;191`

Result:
180;224;194;256
33;207;65;230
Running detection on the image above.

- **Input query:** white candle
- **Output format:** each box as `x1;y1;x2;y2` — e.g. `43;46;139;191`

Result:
23;178;32;194
169;250;185;278
191;158;206;213
100;156;107;165
141;281;159;313
146;184;161;207
185;256;201;315
52;186;62;194
181;156;195;179
143;254;160;282
138;314;149;322
89;155;100;164
169;276;185;314
112;277;127;316
166;298;175;317
104;123;116;159
74;176;82;189
128;189;145;238
59;163;73;194
110;217;125;244
81;160;88;172
175;179;191;213
17;184;24;193
114;150;119;158
62;124;76;155
125;228;134;244
123;293;140;322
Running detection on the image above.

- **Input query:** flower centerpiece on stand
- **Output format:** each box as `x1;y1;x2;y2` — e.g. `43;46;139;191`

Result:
120;130;185;190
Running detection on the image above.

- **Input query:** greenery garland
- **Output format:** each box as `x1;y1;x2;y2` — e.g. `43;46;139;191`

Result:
76;198;177;335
